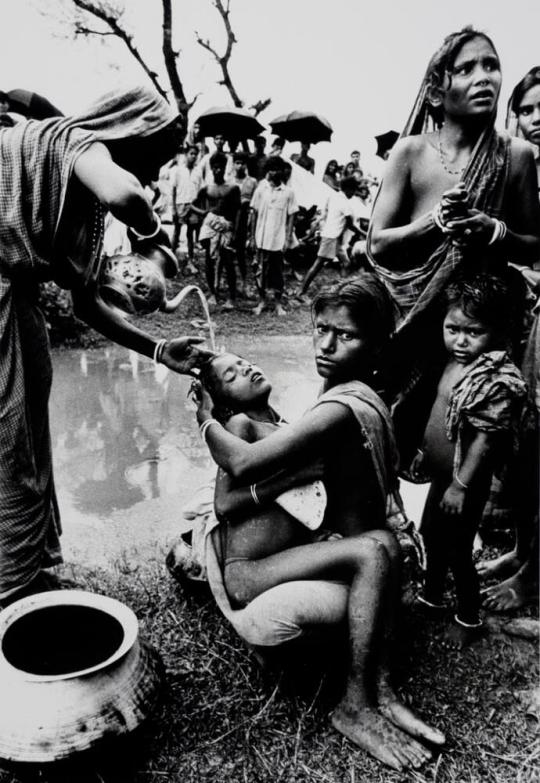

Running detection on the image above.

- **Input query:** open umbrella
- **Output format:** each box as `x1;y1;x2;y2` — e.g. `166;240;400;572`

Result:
375;130;399;159
195;106;265;140
269;111;333;144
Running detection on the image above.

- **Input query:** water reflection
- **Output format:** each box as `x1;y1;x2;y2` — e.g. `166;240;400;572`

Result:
50;338;318;539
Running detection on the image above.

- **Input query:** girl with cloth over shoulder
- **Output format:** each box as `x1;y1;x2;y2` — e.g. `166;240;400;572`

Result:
192;275;445;773
0;85;213;607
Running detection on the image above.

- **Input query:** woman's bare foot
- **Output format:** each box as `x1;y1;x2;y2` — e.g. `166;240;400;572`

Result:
377;680;446;746
482;572;538;612
476;550;523;580
331;704;432;771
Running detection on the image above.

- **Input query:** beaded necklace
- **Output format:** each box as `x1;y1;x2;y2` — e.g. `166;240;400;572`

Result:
437;128;468;177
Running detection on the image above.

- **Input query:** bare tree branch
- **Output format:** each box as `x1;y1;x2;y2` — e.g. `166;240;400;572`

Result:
250;98;272;117
196;0;243;107
72;0;168;100
74;26;116;36
161;0;190;114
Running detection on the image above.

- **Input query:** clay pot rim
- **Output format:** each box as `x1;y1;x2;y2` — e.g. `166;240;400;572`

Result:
0;590;139;683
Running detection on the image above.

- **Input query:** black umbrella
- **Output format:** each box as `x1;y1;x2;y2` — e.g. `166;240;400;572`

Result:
375;130;399;159
6;89;63;119
195;106;265;140
269;111;333;144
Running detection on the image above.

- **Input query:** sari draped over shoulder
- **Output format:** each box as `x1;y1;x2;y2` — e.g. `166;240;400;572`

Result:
0;85;176;599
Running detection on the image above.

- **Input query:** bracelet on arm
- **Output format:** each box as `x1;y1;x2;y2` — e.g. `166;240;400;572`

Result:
432;203;453;234
199;418;220;443
454;473;468;490
131;213;162;241
250;484;260;506
488;218;507;246
153;338;167;365
432;203;446;232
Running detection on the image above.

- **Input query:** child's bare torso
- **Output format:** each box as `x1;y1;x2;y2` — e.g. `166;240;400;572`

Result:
224;412;385;564
224;419;310;563
422;360;465;479
204;182;238;220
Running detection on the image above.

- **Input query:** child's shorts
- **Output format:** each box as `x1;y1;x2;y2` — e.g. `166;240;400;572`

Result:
318;236;338;260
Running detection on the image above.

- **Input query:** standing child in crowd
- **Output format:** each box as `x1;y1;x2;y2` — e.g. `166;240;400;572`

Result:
249;157;298;316
193;152;241;309
229;152;258;295
413;274;527;646
172;144;202;274
298;176;362;298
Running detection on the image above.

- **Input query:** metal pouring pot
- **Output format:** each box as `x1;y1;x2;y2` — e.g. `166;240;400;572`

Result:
98;244;183;316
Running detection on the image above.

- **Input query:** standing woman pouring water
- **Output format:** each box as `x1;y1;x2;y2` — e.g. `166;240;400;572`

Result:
0;85;213;605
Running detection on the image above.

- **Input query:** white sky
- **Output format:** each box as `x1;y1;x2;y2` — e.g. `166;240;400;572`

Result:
1;0;539;176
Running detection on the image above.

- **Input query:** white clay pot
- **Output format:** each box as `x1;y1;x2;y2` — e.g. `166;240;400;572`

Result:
0;590;163;763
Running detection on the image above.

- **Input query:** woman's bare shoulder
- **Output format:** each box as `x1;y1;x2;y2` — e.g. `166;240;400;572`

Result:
389;133;431;161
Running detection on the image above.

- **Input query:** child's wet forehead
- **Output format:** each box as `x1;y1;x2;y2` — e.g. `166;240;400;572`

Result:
215;353;250;375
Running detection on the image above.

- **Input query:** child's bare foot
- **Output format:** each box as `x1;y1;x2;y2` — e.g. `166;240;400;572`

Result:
275;303;287;317
222;299;235;311
331;704;432;771
482;572;538;612
377;679;446;746
476;550;522;580
252;301;265;316
443;616;484;649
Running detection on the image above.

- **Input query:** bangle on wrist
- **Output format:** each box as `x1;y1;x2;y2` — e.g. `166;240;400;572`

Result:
199;418;220;442
132;213;162;241
454;473;468;490
488;218;507;246
250;484;260;506
153;338;167;365
432;203;445;232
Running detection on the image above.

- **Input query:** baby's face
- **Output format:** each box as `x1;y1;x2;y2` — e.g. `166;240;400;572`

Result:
443;306;496;364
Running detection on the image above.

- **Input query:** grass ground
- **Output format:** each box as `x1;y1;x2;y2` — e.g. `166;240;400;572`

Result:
0;551;537;783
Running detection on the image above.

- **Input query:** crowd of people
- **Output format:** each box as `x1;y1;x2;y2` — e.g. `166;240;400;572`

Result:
0;24;538;775
153;132;376;314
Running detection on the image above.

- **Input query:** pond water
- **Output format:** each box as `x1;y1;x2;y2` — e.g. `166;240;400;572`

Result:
50;336;321;569
50;337;427;570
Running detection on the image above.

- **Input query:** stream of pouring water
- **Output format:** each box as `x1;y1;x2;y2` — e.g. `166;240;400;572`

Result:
165;284;216;351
